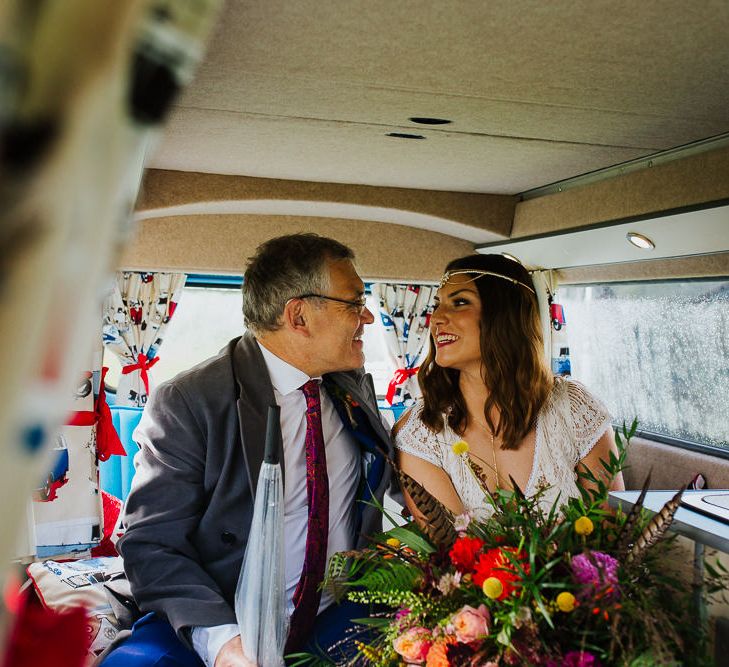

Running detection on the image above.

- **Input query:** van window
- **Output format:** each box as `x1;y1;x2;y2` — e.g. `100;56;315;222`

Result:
559;279;729;451
104;284;393;394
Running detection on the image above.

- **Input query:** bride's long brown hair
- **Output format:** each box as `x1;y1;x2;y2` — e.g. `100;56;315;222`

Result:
419;254;553;450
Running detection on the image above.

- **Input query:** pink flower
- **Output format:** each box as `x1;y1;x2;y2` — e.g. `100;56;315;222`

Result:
453;512;472;533
450;604;490;643
393;627;433;664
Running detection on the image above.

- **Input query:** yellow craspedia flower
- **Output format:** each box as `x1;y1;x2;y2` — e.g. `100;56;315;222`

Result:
386;537;401;549
574;516;594;536
452;440;470;456
556;591;576;612
482;576;504;600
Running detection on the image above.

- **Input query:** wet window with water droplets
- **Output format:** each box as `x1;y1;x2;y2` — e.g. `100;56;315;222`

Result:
560;280;729;450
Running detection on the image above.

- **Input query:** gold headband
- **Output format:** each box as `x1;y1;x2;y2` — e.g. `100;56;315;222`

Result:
438;269;536;294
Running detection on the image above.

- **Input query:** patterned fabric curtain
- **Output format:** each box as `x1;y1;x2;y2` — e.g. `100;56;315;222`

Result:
531;270;571;375
372;284;436;405
102;272;186;406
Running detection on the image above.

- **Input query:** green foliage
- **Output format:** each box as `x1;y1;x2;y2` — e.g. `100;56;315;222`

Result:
349;558;421;594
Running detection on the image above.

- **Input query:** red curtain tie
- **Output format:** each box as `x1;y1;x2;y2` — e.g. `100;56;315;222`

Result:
121;353;159;395
66;367;126;461
385;366;419;405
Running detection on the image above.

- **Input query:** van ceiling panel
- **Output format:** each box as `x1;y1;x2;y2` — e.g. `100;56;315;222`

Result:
147;0;729;194
150;107;650;193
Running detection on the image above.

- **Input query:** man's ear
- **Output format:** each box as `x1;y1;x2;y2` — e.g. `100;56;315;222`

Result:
281;298;310;334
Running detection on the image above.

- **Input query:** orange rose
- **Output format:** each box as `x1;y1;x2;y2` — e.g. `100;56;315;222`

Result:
425;636;456;667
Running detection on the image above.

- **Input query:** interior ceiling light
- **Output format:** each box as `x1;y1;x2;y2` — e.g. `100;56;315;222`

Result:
409;117;452;125
386;132;426;140
626;231;655;250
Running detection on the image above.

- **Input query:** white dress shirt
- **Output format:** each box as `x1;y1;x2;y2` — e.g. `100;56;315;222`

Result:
192;342;361;666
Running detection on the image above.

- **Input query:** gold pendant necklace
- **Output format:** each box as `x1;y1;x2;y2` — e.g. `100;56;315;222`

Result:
472;419;500;489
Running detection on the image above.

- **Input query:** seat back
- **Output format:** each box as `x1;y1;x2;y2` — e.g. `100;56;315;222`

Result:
623;436;729;490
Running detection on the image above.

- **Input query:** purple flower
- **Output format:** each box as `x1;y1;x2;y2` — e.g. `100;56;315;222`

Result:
395;608;411;623
571;552;620;600
562;651;602;667
545;651;602;667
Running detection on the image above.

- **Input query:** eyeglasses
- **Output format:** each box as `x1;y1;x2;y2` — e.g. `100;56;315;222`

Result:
296;293;369;315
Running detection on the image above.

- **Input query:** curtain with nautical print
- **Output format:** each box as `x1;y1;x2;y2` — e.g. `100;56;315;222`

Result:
102;272;186;406
373;284;436;405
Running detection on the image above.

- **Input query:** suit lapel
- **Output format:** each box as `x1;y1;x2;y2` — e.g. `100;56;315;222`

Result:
322;375;391;531
230;333;284;499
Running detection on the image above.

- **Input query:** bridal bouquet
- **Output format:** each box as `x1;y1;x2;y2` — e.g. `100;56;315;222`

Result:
314;423;727;667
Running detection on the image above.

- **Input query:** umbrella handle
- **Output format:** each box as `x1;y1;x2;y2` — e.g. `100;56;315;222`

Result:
263;405;281;465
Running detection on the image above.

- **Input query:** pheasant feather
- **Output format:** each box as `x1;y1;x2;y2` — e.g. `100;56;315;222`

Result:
383;453;456;547
627;486;685;565
397;468;457;547
616;473;651;553
466;457;492;495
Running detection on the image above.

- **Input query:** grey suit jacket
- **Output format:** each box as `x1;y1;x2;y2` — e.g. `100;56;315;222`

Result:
118;332;393;640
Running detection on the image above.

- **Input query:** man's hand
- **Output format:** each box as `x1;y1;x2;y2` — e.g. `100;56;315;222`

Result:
214;634;256;667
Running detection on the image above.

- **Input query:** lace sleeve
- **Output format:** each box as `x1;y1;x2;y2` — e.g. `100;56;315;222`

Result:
566;380;613;461
393;403;444;468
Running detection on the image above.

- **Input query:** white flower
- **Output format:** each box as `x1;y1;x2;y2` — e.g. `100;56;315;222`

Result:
436;571;462;595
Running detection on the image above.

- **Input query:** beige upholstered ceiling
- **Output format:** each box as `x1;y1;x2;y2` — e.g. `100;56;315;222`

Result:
148;0;729;194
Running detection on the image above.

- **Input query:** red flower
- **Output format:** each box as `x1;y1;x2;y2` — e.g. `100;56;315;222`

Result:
448;536;485;572
472;547;529;600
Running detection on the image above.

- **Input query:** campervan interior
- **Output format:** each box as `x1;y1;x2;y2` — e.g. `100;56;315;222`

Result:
2;0;728;664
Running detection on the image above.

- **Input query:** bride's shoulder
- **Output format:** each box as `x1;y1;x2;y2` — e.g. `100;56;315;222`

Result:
392;399;446;457
392;399;427;438
557;377;611;419
392;400;448;466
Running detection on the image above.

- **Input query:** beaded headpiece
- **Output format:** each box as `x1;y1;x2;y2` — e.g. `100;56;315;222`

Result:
438;269;535;294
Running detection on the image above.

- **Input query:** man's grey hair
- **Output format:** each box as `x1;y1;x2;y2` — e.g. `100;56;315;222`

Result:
242;233;355;335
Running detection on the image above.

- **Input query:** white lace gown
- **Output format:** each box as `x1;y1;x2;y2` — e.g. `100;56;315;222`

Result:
394;378;612;520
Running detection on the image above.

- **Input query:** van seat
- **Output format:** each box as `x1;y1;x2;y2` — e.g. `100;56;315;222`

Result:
623;436;729;490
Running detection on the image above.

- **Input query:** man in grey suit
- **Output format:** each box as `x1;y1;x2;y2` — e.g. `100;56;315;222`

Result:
103;234;393;667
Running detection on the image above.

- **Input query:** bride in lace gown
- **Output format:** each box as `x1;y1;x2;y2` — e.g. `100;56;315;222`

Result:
394;254;624;522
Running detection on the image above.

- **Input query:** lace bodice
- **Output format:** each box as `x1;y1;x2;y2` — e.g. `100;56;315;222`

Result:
394;378;612;520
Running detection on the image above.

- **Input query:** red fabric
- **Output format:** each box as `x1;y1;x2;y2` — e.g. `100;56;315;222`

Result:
2;593;89;667
44;477;68;502
91;491;123;557
385;366;420;405
67;367;125;461
121;353;159;395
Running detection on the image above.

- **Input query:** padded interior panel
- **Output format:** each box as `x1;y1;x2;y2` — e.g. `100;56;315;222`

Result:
513;146;729;237
623;436;729;490
119;214;474;281
557;251;729;284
